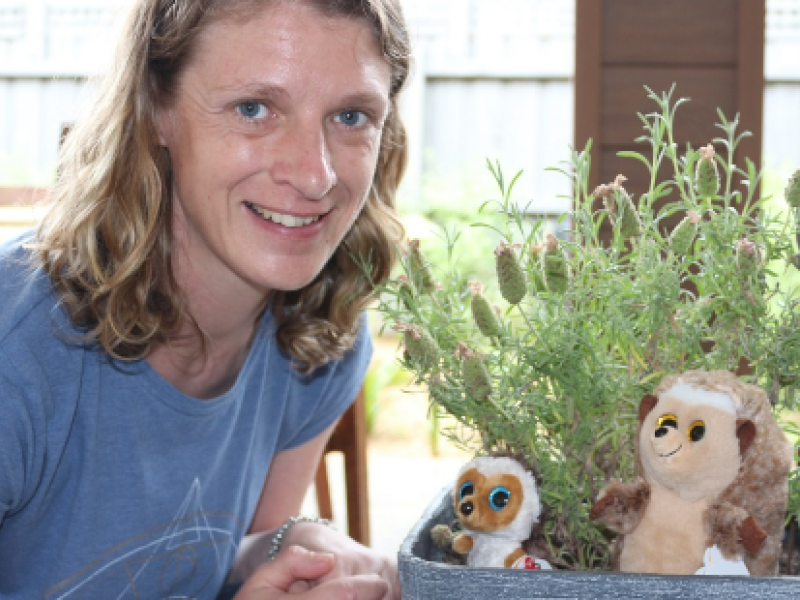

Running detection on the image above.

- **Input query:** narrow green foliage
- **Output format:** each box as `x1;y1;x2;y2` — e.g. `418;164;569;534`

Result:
529;243;548;292
695;144;720;199
407;238;437;293
495;242;527;304
396;275;416;311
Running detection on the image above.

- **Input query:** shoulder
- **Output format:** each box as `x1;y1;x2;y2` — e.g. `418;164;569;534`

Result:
269;311;373;450
0;234;62;345
0;233;85;420
0;235;44;380
265;310;373;380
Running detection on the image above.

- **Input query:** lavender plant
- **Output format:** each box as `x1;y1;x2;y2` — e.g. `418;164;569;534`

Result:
369;87;800;571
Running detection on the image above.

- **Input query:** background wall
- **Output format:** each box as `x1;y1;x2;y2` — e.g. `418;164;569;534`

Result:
0;0;798;216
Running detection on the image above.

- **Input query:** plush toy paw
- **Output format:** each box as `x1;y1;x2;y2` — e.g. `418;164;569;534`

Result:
739;516;767;556
430;523;454;550
452;532;474;556
705;502;765;557
589;480;650;534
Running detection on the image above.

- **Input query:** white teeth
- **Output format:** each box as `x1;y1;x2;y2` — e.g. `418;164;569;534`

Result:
248;203;320;227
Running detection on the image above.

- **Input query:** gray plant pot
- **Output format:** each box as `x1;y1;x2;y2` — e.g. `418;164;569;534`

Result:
398;486;800;599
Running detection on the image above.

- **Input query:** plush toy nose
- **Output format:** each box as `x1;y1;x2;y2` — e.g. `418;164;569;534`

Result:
459;500;474;516
655;426;669;438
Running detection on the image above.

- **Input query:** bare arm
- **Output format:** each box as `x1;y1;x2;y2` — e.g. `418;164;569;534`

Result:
229;419;399;599
249;422;336;533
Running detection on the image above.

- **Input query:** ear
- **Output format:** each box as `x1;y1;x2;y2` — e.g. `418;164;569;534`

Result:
638;394;658;423
736;419;756;455
153;101;174;147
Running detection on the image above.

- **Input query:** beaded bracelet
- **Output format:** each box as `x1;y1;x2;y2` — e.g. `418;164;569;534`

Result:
266;515;334;561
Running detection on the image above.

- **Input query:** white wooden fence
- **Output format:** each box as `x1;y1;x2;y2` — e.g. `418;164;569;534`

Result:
0;0;798;216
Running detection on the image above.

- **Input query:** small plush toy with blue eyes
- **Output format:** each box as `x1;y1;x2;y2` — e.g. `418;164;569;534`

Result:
451;454;552;569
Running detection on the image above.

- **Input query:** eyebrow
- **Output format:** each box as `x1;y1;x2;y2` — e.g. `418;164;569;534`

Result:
214;83;389;110
338;91;390;110
213;83;289;100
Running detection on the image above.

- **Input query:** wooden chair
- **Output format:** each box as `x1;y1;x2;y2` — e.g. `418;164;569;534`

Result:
315;387;370;546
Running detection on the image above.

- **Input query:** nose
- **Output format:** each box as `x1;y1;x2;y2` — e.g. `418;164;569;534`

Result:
272;124;337;200
459;500;473;517
655;426;669;438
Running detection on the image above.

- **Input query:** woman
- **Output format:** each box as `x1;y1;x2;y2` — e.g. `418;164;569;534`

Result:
0;0;408;598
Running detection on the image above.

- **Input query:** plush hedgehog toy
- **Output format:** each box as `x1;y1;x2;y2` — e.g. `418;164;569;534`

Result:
590;370;794;576
451;454;552;569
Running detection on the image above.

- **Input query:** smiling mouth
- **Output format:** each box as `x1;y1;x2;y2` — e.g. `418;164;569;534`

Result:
244;201;323;228
658;445;682;458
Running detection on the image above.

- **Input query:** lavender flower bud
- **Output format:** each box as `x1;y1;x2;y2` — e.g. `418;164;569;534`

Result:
669;210;701;256
695;145;720;199
495;242;527;305
469;281;502;337
785;168;800;209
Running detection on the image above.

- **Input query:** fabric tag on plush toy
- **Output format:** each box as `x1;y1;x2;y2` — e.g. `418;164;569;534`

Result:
511;556;552;570
694;545;750;576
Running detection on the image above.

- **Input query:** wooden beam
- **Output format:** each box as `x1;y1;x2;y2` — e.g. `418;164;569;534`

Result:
574;0;603;192
736;0;766;174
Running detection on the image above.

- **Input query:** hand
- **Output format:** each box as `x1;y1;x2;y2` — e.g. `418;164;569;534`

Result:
281;522;400;600
233;545;388;600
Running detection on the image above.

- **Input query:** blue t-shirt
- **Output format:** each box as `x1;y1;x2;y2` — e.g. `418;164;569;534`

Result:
0;235;371;599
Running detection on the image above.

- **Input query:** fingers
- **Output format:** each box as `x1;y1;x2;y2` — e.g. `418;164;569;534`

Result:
311;574;389;600
286;580;312;593
237;545;335;593
382;555;401;600
311;543;398;600
234;546;391;600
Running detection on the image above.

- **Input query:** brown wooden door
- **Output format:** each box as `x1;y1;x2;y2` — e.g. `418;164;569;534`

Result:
575;0;765;205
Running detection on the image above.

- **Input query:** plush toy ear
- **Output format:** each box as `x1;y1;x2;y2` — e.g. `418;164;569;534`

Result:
736;419;756;455
638;394;658;423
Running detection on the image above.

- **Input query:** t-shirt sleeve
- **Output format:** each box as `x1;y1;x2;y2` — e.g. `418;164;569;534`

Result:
276;313;373;451
0;372;40;525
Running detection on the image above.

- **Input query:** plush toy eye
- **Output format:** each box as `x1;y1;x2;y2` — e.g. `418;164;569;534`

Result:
688;421;706;442
488;486;511;511
656;414;678;429
459;482;474;501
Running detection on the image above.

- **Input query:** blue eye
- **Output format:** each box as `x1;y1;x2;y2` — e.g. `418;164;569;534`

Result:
488;486;511;511
236;101;268;121
335;110;367;128
458;482;474;501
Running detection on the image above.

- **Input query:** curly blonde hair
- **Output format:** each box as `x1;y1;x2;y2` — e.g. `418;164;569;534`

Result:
33;0;409;372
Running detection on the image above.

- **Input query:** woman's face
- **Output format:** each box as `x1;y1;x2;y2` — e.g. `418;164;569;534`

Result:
157;1;391;300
